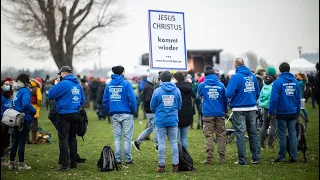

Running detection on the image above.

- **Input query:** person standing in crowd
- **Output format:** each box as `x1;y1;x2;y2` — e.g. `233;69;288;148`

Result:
80;78;91;110
48;66;86;171
9;74;36;170
151;71;182;173
103;66;137;166
259;67;277;149
296;73;309;122
226;58;261;165
193;72;203;129
96;79;109;122
1;79;13;166
27;78;43;144
313;62;319;104
132;72;159;151
256;69;266;90
90;78;100;111
173;72;195;149
198;66;228;165
269;62;300;163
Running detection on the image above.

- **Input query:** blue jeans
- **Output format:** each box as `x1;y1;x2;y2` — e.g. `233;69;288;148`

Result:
10;123;30;162
277;119;298;160
178;126;188;149
136;113;158;146
157;126;179;166
232;111;261;165
112;114;134;163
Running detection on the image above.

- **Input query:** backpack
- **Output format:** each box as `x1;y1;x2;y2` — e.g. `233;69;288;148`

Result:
287;122;307;163
77;108;88;141
97;145;121;172
2;109;25;131
178;143;196;171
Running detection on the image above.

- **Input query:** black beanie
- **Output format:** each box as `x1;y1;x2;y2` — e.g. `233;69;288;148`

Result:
173;72;185;82
204;65;215;76
159;71;172;82
112;66;125;75
279;62;290;73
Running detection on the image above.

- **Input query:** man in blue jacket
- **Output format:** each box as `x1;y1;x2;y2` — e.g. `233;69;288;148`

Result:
103;66;137;165
226;58;261;165
269;62;300;163
150;71;182;173
198;66;228;165
48;66;86;171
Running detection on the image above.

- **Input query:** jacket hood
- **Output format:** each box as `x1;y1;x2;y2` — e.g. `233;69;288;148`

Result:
12;81;26;91
63;74;80;84
176;82;192;93
31;79;42;89
204;74;220;85
160;82;176;92
236;66;252;75
263;75;276;85
147;72;158;85
279;72;296;82
111;74;124;85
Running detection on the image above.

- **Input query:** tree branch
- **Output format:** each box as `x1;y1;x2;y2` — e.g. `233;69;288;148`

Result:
74;0;94;29
58;6;67;43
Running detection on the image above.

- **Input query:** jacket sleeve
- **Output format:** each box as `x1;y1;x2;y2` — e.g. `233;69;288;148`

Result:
22;91;36;115
36;87;43;107
197;84;203;98
127;83;137;114
102;85;109;114
226;75;238;99
80;85;86;106
150;90;157;113
268;81;280;115
295;81;301;115
177;89;182;110
48;84;64;100
143;85;153;104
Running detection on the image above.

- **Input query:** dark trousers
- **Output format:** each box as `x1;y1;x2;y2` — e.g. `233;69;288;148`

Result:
1;124;10;157
57;113;78;167
10;123;30;162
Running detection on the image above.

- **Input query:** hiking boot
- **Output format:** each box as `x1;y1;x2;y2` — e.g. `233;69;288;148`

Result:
172;164;179;172
156;165;165;173
126;160;136;165
272;158;286;163
251;160;260;164
132;141;141;152
201;160;213;165
8;161;15;170
56;165;71;171
18;162;31;170
288;159;298;163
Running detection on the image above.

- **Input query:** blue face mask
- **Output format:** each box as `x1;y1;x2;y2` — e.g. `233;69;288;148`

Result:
3;85;10;92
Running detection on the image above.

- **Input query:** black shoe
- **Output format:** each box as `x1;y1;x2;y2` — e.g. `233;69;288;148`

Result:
272;158;286;163
288;159;298;163
132;141;141;152
126;160;136;165
116;161;122;166
155;146;158;151
77;154;86;163
70;163;77;169
56;166;71;171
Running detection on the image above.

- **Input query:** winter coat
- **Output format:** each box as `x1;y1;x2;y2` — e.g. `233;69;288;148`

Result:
30;79;42;118
96;83;106;105
176;82;195;127
313;72;319;104
81;83;91;109
258;75;276;109
1;93;12;119
141;72;158;113
90;81;99;101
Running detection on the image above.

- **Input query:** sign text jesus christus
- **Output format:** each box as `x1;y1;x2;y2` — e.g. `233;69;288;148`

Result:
148;10;187;70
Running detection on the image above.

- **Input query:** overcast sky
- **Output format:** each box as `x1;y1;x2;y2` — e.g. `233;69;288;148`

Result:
1;0;319;72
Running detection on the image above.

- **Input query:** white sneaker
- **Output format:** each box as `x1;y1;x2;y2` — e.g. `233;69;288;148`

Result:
18;162;31;170
8;161;15;171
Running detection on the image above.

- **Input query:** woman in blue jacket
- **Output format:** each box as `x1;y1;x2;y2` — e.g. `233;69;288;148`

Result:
8;74;36;171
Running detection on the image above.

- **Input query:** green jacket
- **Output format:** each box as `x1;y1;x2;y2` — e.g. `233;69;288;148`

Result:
298;80;306;98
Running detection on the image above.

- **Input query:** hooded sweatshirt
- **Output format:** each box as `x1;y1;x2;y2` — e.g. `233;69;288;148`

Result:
258;75;276;109
198;74;228;117
48;74;86;114
150;82;182;128
12;81;36;123
103;74;137;115
226;66;260;109
269;72;301;119
141;72;158;113
30;79;43;118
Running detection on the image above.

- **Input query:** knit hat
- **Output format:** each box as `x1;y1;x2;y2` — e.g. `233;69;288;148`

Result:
159;71;172;82
267;67;276;76
34;77;43;86
173;72;185;82
112;66;125;75
279;62;290;73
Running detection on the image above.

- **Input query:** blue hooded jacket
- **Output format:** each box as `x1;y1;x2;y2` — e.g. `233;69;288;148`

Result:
12;81;36;123
1;93;12;119
198;74;228;117
226;66;260;108
269;72;301;115
150;82;182;128
103;74;137;115
48;74;85;114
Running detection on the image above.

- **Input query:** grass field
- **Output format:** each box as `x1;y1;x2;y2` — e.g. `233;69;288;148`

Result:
1;102;319;180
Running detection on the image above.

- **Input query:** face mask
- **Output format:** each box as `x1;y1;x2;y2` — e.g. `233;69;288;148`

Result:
3;85;10;92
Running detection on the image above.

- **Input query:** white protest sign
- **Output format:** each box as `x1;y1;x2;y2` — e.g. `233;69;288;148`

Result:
148;10;187;70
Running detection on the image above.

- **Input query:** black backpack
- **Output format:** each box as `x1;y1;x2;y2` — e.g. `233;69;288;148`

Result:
178;143;196;171
97;145;121;172
287;122;307;163
77;108;88;141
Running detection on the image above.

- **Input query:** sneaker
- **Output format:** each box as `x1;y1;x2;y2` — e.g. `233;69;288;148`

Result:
116;161;122;166
288;159;298;163
251;160;260;164
155;146;158;151
132;141;141;152
172;164;179;172
234;161;247;165
201;160;213;165
156;165;165;173
18;162;31;170
272;158;286;163
8;161;15;171
126;160;136;165
56;166;71;171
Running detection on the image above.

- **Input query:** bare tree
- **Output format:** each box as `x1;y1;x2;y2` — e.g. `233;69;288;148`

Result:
243;51;258;70
1;0;125;69
259;57;269;70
